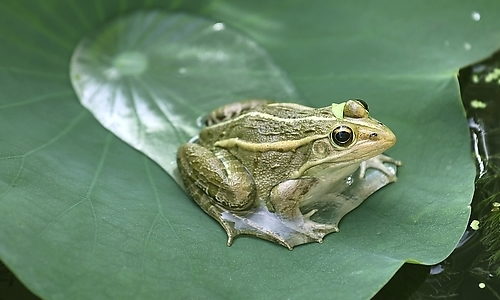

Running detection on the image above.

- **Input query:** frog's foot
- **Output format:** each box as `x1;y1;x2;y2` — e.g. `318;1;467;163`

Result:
213;205;324;250
203;203;339;250
280;209;338;241
359;154;402;183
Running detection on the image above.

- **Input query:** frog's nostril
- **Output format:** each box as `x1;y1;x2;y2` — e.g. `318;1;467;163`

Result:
369;133;378;139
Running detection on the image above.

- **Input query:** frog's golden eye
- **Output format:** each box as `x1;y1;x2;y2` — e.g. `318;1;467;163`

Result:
330;126;354;147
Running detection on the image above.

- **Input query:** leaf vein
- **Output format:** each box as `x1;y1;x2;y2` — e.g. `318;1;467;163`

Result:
0;66;67;79
0;90;74;110
0;111;87;203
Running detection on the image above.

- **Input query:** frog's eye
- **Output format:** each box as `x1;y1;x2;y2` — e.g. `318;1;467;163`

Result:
330;126;354;147
354;99;369;112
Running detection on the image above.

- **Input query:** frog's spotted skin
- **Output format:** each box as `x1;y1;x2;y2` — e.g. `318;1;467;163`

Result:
177;99;401;249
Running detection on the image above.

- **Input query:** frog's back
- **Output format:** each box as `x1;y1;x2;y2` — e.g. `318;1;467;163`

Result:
199;103;338;146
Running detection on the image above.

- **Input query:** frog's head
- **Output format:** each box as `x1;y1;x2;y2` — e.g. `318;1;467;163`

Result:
295;99;396;177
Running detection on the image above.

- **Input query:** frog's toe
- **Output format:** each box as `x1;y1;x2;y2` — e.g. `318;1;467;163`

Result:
206;206;238;243
303;209;318;219
302;210;337;231
279;212;338;239
304;220;338;232
359;154;401;182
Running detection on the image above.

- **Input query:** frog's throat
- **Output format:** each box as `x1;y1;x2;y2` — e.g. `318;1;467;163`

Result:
214;135;328;152
290;157;361;179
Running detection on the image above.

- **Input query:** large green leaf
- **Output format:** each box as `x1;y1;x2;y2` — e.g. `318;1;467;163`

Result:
0;1;499;299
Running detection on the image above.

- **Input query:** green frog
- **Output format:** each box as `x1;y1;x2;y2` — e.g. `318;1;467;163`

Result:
177;99;401;249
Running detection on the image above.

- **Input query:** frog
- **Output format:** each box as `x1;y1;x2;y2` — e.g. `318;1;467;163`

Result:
177;99;401;249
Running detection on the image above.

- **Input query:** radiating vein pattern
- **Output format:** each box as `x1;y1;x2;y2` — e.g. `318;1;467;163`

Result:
70;10;298;180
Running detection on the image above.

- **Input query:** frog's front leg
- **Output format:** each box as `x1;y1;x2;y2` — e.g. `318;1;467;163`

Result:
269;178;337;240
177;143;257;243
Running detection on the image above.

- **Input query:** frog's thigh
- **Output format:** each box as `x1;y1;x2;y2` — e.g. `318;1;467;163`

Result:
269;178;317;219
177;143;256;210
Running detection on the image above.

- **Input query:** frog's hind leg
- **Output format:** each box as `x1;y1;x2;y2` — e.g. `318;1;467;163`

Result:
177;151;295;248
177;143;257;245
177;143;257;211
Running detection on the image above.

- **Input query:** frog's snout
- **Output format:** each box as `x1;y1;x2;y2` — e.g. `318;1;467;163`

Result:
371;126;397;151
